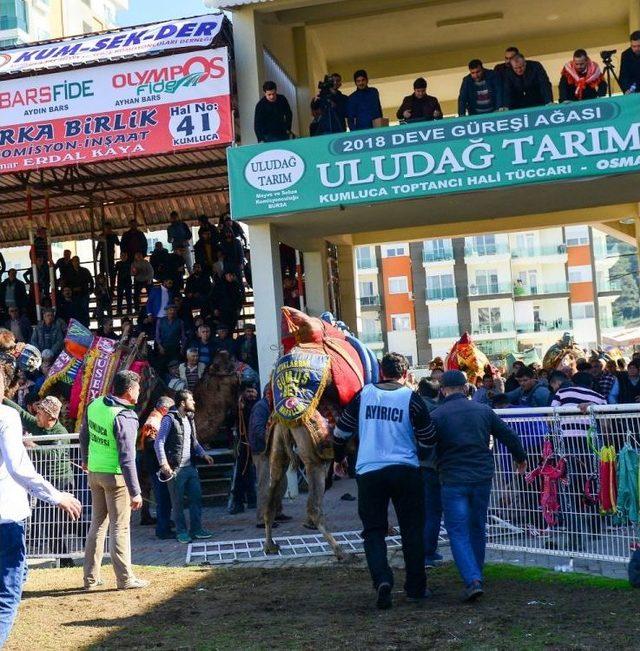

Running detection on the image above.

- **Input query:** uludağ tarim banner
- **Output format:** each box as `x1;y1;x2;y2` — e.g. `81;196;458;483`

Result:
228;94;640;220
0;48;232;173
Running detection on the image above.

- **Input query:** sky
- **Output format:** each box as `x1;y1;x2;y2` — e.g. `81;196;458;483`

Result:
117;0;211;27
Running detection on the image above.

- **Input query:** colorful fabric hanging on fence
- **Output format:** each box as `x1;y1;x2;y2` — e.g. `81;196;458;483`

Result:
598;445;618;515
616;444;639;524
525;438;568;527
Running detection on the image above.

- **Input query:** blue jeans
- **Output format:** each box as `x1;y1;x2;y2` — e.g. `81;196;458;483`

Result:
151;473;173;537
441;482;492;587
0;521;27;648
167;465;203;536
421;468;442;562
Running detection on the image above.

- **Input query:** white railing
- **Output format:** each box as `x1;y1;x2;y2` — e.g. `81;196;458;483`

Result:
490;405;640;564
24;433;93;560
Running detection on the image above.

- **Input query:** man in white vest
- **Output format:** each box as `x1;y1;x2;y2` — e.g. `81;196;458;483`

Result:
334;352;436;610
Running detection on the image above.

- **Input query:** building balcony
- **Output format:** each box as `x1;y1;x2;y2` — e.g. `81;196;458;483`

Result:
425;287;456;301
599;316;625;329
597;278;623;293
428;324;460;339
359;295;381;308
476;338;518;357
468;282;512;297
511;244;567;260
516;319;572;334
471;321;516;336
356;259;378;272
513;281;569;297
423;249;454;264
464;242;510;259
360;332;384;345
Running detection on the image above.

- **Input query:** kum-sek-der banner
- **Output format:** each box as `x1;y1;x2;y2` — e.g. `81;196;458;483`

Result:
228;94;640;220
0;48;232;173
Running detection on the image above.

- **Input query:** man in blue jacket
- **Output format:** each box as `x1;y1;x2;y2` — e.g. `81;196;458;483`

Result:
458;59;504;115
347;69;383;131
505;365;551;407
430;370;527;602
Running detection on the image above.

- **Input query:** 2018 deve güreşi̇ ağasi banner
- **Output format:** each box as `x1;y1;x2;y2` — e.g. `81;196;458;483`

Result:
228;94;640;220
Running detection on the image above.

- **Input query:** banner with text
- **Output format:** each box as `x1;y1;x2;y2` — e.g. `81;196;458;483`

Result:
228;94;640;220
0;48;232;173
0;15;224;76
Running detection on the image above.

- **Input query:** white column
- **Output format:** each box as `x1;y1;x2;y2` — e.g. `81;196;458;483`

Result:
336;245;358;333
302;248;329;316
249;223;283;388
233;7;264;145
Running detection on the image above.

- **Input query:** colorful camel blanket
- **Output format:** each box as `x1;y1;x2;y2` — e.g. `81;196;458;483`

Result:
272;351;330;425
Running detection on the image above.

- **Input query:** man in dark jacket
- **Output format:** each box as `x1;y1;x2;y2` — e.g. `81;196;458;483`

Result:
494;46;520;80
154;390;213;544
559;49;607;102
505;366;551;407
3;307;31;343
234;323;258;372
397;77;442;122
430;370;527;601
254;81;293;142
0;270;28;313
458;60;504;115
347;69;383;131
503;54;553;109
167;210;193;272
120;220;148;260
95;222;120;286
620;30;640;93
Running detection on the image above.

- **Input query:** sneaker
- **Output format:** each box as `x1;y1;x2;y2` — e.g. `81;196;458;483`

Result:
118;578;150;590
376;582;392;610
83;579;104;591
192;529;213;540
275;513;293;522
177;533;192;544
406;588;434;604
227;504;245;515
462;580;484;603
425;553;444;569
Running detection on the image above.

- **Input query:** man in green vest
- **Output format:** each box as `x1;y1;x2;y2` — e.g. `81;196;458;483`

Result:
80;370;148;590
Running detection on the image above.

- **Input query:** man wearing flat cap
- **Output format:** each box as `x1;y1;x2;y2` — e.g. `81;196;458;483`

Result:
430;370;527;602
3;393;76;565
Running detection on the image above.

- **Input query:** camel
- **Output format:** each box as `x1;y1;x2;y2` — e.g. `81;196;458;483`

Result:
263;362;348;560
193;350;240;447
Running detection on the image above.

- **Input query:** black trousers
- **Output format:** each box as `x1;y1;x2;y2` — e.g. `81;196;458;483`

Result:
357;464;426;598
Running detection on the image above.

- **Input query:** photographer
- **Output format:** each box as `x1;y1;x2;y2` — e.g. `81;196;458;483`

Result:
620;31;640;93
310;74;347;136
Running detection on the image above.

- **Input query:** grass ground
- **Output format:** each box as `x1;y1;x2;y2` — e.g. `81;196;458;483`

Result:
7;561;639;650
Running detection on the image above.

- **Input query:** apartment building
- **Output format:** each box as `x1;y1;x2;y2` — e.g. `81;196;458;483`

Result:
355;226;624;365
0;0;127;47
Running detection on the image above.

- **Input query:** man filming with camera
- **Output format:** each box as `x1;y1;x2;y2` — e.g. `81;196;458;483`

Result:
310;73;347;136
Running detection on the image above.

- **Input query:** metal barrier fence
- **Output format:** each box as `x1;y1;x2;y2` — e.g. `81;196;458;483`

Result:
490;404;640;564
24;433;93;560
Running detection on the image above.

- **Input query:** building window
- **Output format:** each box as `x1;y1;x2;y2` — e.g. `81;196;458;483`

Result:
356;246;375;270
474;234;497;255
0;0;28;31
573;303;595;319
359;280;375;297
568;265;593;283
391;314;411;331
426;273;454;300
475;269;499;294
477;307;502;333
388;276;408;294
382;244;407;257
517;270;538;293
423;238;452;262
565;225;589;246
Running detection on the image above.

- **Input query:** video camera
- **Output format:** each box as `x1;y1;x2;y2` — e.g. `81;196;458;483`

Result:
317;74;334;96
601;49;617;64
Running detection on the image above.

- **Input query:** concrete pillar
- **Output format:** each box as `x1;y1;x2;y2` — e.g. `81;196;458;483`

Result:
635;214;640;272
233;8;264;145
409;241;431;364
248;223;283;388
630;0;640;33
336;244;358;333
302;249;329;316
293;26;312;138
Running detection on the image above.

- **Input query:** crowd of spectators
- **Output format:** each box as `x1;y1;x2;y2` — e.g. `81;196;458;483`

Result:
254;32;640;141
0;208;258;411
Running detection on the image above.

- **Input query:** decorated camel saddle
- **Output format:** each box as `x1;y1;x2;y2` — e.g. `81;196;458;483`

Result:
271;307;379;457
445;332;489;383
542;332;584;371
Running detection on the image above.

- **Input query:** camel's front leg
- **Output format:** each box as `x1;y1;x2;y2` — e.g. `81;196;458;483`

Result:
264;425;289;555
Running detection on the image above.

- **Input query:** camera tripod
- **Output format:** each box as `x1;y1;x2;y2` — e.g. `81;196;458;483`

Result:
601;53;622;97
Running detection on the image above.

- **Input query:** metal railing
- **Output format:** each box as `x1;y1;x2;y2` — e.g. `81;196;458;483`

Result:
471;321;515;335
511;244;567;259
489;405;640;564
423;249;454;263
359;295;381;307
469;282;512;296
425;287;456;301
516;319;572;334
513;281;569;296
464;242;510;257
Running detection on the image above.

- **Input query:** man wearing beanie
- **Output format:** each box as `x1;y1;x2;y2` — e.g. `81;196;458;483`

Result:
430;370;527;602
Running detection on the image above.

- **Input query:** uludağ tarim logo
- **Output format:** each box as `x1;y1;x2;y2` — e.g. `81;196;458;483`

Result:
244;150;305;192
0;54;11;68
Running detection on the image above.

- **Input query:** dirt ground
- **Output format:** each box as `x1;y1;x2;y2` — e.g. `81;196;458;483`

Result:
7;561;639;650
